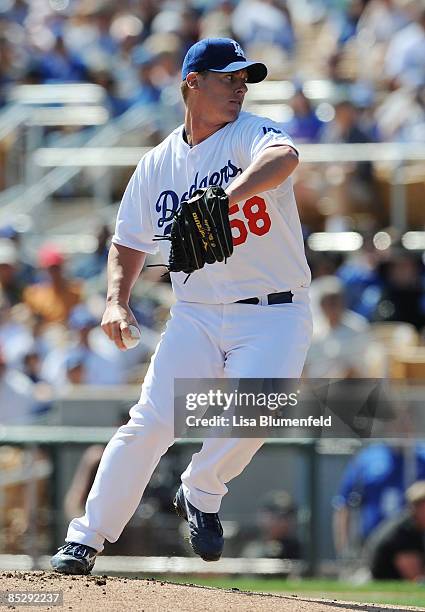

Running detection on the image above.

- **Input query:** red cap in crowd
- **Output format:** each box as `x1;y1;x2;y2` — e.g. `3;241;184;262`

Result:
38;245;64;268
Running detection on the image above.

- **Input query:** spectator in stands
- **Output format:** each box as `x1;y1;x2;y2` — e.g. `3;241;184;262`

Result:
41;303;146;387
35;35;89;84
384;7;425;89
108;26;143;102
64;349;86;386
320;98;377;216
304;275;373;378
61;4;118;62
0;344;37;424
40;305;92;388
0;239;22;306
0;289;35;369
89;69;129;117
332;0;369;47
373;250;425;331
134;33;185;116
321;98;374;146
376;83;425;142
0;225;36;287
91;7;120;57
23;245;81;324
176;7;201;53
334;443;425;557
10;310;53;377
337;236;383;320
70;304;146;385
21;344;44;384
232;0;296;55
2;0;29;26
321;99;372;151
307;251;343;280
199;0;235;39
130;46;162;107
143;33;183;90
326;51;353;89
243;490;302;560
72;224;111;280
0;35;17;107
356;0;409;45
284;88;324;143
368;480;425;581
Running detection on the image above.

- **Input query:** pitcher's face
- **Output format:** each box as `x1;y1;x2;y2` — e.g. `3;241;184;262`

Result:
190;69;248;125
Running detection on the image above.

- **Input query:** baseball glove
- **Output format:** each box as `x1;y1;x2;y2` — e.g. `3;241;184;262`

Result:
154;186;234;282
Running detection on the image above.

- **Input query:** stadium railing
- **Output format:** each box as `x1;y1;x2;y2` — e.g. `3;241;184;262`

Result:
0;82;181;225
0;84;110;192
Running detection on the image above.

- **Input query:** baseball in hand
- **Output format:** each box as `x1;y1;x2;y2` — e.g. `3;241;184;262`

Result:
120;324;141;349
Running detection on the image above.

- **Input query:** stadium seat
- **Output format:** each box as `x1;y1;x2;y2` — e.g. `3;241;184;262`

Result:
389;347;425;380
370;322;419;351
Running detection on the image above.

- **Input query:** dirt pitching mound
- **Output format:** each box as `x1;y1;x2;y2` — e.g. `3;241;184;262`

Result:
0;572;422;612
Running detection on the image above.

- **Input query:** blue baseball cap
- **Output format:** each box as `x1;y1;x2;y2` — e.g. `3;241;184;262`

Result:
182;38;267;84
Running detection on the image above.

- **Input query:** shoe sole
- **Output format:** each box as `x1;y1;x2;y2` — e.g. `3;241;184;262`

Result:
173;491;222;563
51;559;94;576
192;546;221;562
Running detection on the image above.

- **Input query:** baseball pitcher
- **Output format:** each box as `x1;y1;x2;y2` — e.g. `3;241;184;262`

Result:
51;37;312;574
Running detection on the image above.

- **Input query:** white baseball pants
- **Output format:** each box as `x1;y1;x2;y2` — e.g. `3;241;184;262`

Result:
67;291;312;552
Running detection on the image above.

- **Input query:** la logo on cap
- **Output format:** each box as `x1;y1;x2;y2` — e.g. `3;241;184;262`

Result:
232;41;245;58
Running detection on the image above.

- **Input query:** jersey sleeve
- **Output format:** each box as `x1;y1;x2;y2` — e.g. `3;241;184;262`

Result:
240;115;299;164
112;158;158;255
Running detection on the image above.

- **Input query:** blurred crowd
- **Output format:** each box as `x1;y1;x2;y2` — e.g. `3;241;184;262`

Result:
0;219;424;425
0;1;422;424
0;0;423;140
0;221;172;425
0;0;424;572
305;243;425;378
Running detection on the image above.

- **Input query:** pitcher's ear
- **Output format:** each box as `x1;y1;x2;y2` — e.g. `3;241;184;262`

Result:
186;72;200;90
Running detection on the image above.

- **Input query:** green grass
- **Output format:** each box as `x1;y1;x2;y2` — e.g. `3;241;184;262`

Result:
150;576;425;608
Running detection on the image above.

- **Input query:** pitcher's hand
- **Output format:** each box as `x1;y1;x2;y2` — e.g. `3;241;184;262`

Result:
101;302;138;351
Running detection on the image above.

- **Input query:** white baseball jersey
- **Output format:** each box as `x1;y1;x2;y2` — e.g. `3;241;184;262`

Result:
113;111;311;303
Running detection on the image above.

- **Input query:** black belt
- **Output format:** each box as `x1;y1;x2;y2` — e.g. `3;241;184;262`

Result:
236;291;293;305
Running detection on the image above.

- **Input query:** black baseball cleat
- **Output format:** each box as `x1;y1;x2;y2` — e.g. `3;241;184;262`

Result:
173;485;224;562
50;542;98;575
